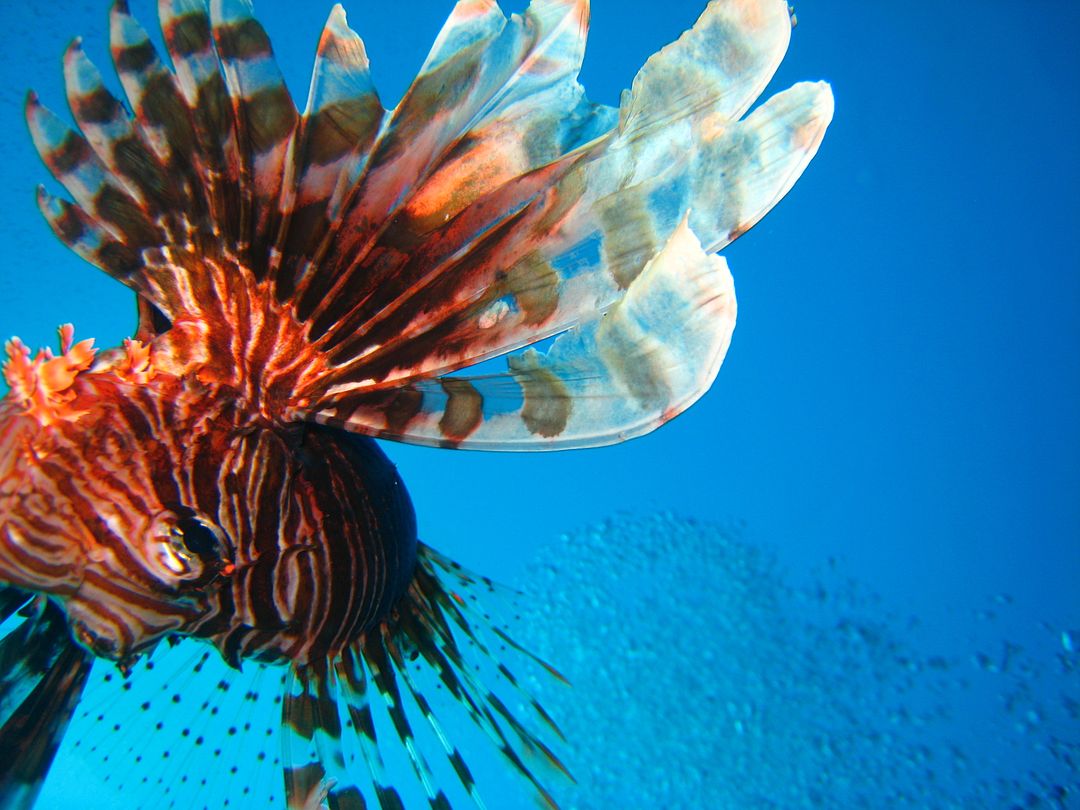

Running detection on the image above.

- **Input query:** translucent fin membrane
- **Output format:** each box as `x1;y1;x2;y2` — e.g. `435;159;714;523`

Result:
308;214;738;449
31;0;831;451
278;543;572;809
40;543;570;809
45;641;288;809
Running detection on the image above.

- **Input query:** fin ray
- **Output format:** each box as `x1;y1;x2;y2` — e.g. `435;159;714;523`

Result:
297;215;737;450
0;597;94;810
31;0;832;452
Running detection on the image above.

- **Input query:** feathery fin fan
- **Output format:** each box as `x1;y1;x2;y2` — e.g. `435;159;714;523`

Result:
29;0;832;449
303;214;737;449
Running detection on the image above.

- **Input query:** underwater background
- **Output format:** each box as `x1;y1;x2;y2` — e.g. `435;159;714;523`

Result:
0;0;1076;807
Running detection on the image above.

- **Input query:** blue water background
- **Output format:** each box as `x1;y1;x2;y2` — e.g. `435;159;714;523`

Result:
0;0;1076;805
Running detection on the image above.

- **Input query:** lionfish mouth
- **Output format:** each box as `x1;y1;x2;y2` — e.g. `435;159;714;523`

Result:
0;0;831;806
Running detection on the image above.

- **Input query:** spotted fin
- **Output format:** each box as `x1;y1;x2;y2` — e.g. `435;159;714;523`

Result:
50;643;291;807
31;0;831;448
0;593;94;810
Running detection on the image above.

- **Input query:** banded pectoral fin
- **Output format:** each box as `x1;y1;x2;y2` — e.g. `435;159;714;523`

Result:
0;591;94;810
300;214;736;450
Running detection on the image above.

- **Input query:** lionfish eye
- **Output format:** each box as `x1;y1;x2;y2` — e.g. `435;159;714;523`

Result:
151;507;231;585
174;515;221;560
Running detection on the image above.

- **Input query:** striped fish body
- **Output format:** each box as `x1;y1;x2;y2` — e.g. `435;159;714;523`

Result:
0;370;417;668
0;0;833;806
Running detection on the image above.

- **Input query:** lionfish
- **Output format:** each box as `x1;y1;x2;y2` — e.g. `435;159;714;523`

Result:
0;0;831;806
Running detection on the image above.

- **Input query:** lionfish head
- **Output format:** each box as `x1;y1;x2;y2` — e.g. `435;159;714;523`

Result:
0;327;231;663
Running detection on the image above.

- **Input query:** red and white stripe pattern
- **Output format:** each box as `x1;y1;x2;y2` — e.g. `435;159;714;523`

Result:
1;371;416;666
3;0;833;805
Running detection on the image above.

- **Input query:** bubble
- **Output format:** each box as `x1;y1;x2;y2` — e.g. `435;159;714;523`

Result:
516;514;1079;809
